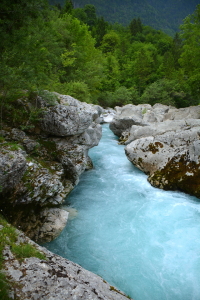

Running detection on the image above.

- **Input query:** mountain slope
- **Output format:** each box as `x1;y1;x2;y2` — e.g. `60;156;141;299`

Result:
50;0;199;35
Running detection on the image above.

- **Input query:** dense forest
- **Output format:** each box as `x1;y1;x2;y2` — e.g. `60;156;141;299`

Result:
49;0;199;35
0;0;200;130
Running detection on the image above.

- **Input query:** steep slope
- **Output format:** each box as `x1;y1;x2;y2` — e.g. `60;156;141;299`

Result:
50;0;199;35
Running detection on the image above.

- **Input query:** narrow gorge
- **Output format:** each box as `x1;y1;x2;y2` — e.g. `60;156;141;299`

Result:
1;93;200;300
46;124;200;300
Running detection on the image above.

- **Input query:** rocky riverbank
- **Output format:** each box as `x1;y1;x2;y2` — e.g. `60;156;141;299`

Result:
0;91;134;300
0;216;132;300
110;103;200;198
0;92;103;243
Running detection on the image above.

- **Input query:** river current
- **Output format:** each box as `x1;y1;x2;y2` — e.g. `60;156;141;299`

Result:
45;124;200;300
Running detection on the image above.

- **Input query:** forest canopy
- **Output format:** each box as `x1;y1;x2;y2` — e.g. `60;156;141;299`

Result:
0;0;200;114
49;0;200;36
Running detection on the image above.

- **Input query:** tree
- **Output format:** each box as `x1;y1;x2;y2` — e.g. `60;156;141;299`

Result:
62;0;73;14
172;33;182;69
83;4;97;28
141;79;192;107
101;31;120;53
129;18;143;37
51;14;104;99
93;17;109;47
125;43;159;94
100;54;120;92
179;5;200;100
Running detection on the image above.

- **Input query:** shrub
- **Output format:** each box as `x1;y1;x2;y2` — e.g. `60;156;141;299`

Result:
141;78;193;107
12;244;46;261
97;86;140;108
37;90;59;106
53;81;91;103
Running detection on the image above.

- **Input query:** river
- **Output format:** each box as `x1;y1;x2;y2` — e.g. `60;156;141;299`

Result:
45;124;200;300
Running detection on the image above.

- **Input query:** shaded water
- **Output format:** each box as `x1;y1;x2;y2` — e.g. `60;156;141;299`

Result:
45;124;200;300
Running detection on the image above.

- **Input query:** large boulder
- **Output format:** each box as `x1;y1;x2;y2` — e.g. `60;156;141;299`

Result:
40;105;93;136
0;147;27;192
0;93;102;242
40;94;100;136
125;118;200;198
109;103;200;198
33;208;69;242
109;104;153;137
124;119;200;145
163;105;200;121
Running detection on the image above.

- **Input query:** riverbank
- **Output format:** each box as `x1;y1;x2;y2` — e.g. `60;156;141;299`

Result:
1;94;200;299
110;103;200;198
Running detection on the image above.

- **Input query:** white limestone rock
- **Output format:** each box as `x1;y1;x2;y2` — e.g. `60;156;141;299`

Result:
125;119;200;197
3;231;133;300
0;93;103;242
34;208;69;242
40;94;100;137
0;147;27;192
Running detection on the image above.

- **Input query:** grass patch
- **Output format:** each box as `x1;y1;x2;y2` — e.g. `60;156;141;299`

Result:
12;244;46;261
142;107;147;114
0;142;22;151
0;214;47;298
0;273;11;300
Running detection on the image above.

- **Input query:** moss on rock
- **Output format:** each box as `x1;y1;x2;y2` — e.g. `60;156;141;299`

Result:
148;154;200;197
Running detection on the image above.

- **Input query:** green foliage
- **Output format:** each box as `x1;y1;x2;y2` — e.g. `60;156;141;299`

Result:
0;142;21;151
0;215;46;298
12;244;46;261
62;0;73;14
129;18;143;37
141;79;192;108
179;5;200;101
111;86;137;106
0;273;11;300
62;81;91;103
0;90;55;132
83;4;97;28
93;17;109;47
38;90;59;106
58;0;199;35
101;31;120;53
0;0;199;111
97;86;139;108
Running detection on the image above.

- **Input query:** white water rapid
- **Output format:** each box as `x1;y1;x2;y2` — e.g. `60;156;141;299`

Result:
46;124;200;300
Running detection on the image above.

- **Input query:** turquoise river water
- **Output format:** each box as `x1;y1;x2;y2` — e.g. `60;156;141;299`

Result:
45;124;200;300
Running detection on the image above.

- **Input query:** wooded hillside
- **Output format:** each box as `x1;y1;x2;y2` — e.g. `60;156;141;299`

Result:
0;0;200;124
49;0;199;35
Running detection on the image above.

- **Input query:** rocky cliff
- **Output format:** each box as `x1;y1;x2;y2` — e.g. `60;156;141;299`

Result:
110;103;200;198
0;92;134;300
0;92;102;243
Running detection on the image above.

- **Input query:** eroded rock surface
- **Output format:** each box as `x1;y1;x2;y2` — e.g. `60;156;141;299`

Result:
0;93;102;242
3;229;132;300
110;103;200;198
